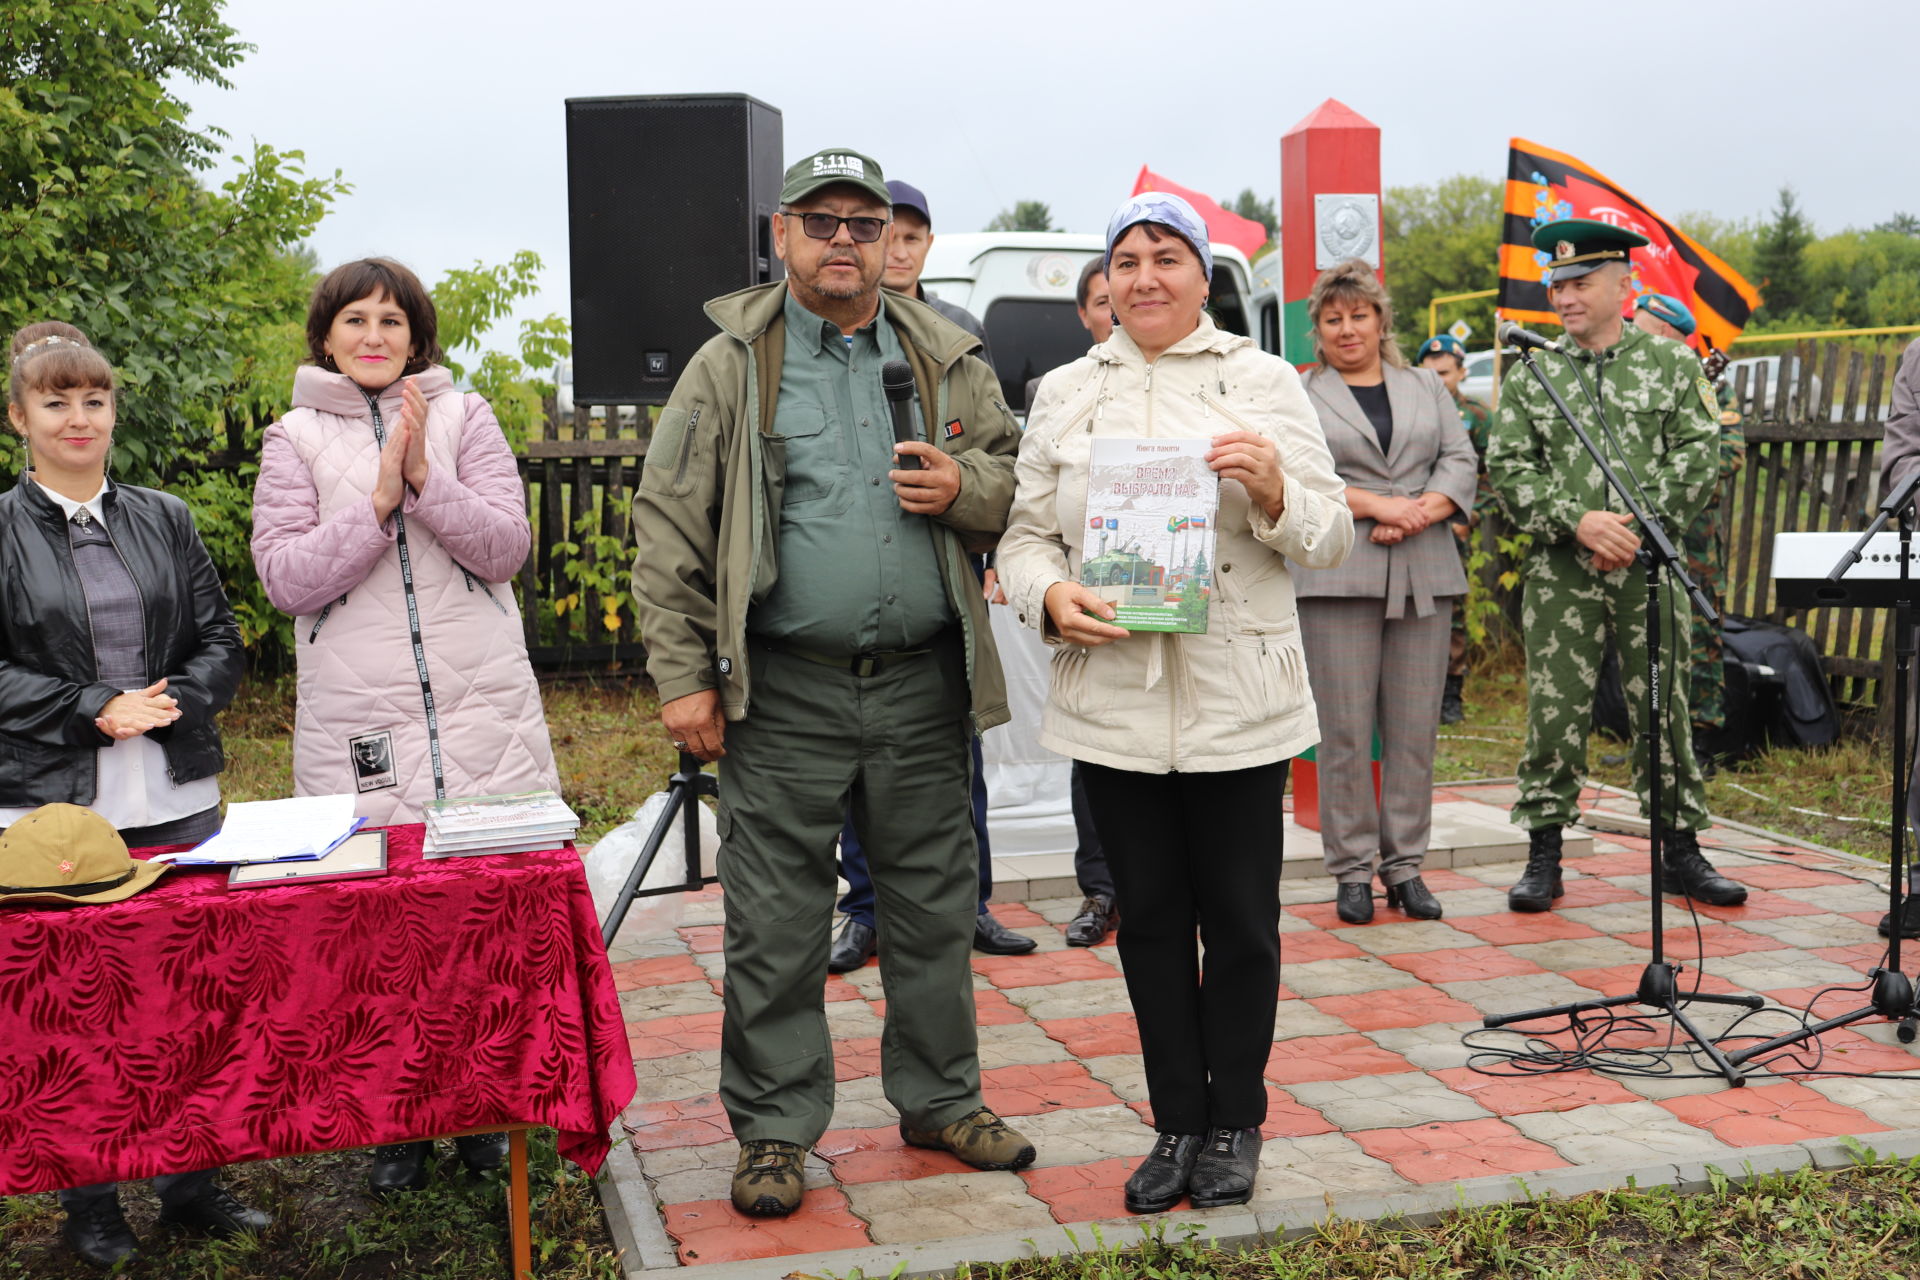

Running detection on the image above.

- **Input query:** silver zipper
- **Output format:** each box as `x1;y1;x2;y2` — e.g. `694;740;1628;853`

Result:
672;407;701;487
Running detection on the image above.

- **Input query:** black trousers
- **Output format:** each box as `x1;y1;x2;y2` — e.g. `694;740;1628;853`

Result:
1069;762;1115;899
1079;759;1287;1134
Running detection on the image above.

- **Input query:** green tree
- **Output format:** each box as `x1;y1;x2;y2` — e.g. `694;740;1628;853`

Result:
985;201;1054;232
1381;175;1505;359
1876;212;1920;237
1752;186;1815;320
431;251;570;448
1226;189;1276;246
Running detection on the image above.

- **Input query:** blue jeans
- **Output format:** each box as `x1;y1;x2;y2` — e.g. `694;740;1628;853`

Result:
839;734;991;926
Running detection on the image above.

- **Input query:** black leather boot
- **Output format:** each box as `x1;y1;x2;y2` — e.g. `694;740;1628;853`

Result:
1880;896;1920;939
1123;1131;1203;1213
1335;882;1374;924
63;1196;138;1268
1386;875;1443;920
455;1131;509;1173
368;1141;433;1194
1065;894;1117;946
1187;1127;1261;1208
1507;826;1564;912
1440;674;1465;725
157;1182;272;1237
1664;830;1747;906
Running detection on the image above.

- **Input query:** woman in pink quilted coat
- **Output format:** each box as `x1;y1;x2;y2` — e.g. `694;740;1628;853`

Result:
250;258;560;1189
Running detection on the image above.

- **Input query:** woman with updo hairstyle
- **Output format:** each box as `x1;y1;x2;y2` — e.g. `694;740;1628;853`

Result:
0;323;258;1266
250;259;559;1194
1295;258;1478;925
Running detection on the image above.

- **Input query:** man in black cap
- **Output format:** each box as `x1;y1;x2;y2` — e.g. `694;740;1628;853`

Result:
631;146;1035;1219
883;180;991;359
1486;218;1745;913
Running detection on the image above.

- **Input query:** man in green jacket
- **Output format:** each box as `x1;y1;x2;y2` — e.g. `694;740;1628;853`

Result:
630;147;1032;1219
1487;218;1746;914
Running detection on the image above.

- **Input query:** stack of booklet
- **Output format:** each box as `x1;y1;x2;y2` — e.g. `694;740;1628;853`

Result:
422;790;580;858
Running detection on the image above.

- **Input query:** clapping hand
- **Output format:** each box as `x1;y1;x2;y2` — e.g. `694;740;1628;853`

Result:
398;377;431;492
95;679;179;740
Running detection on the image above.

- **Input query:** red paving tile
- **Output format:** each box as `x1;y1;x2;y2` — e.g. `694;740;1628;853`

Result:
1448;913;1604;946
663;1188;870;1265
1021;1156;1136;1223
816;1125;968;1183
973;949;1121;989
833;1037;883;1083
869;986;1031;1026
1812;941;1896;969
677;923;725;954
1779;1029;1920;1075
983;1060;1124;1116
1284;899;1377;930
1691;889;1829;922
1308;986;1484;1031
1763;985;1878;1015
1729;863;1862;890
1381;945;1548;984
624;1093;732;1151
1039;1012;1142;1058
1569;849;1658;875
1349;1118;1567;1182
1658;1082;1889;1146
629;1011;725;1058
1614;924;1789;958
1555;877;1649;908
1280;929;1369;963
986;903;1052;929
1265;1034;1413;1085
1262;1084;1340;1138
1561;963;1745;998
611;954;709;990
1429;1066;1640;1115
821;976;866;1003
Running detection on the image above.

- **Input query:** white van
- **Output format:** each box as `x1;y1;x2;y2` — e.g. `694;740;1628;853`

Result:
919;232;1260;411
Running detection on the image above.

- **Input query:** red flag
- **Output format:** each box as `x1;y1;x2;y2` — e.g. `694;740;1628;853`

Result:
1130;166;1269;259
1497;139;1762;353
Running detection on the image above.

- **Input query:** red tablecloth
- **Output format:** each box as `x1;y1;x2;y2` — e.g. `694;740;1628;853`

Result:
0;825;636;1195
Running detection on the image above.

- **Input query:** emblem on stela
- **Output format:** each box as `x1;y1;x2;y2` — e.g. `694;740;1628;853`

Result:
1314;194;1380;269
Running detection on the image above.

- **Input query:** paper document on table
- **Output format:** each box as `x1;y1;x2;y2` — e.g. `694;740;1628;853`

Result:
150;794;364;865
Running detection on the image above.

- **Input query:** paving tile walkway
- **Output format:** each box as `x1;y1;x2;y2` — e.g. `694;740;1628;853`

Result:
603;782;1920;1272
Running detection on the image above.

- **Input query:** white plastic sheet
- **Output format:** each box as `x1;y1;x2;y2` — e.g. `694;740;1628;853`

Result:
585;790;721;936
981;600;1078;857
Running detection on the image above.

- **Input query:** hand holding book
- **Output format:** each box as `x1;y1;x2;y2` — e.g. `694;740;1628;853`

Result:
1205;430;1286;520
1044;581;1130;647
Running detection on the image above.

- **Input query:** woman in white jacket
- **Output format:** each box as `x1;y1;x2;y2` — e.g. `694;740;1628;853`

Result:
998;195;1352;1215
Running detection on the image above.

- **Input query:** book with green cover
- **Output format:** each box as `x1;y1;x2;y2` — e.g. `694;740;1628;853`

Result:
1081;437;1218;634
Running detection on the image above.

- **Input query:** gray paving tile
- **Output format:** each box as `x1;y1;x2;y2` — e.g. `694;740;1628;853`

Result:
1286;1071;1491;1129
846;1171;1058;1246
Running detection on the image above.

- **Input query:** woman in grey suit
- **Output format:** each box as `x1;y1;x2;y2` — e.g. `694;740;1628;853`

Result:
1295;260;1478;924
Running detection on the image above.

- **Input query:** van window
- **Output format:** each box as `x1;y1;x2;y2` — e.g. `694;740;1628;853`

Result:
1259;302;1280;356
983;299;1095;410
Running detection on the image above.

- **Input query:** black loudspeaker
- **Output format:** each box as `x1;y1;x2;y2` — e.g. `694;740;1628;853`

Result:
565;93;782;405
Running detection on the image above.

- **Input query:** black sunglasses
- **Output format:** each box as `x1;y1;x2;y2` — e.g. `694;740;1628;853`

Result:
779;211;890;243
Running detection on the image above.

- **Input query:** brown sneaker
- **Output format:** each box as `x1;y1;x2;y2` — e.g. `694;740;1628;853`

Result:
731;1139;807;1217
899;1106;1036;1170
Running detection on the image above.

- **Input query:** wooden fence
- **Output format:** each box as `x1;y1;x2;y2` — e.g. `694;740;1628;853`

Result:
520;340;1915;722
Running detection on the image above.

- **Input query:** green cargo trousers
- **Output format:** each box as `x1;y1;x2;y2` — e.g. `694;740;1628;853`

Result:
1513;542;1710;834
715;631;984;1148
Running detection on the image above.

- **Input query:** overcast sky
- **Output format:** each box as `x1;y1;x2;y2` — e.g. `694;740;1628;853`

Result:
177;0;1919;361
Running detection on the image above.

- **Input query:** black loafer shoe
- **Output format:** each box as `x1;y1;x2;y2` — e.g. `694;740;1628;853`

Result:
1124;1131;1203;1214
1335;882;1374;924
63;1198;137;1269
157;1182;272;1238
368;1140;433;1194
1386;875;1443;920
1065;894;1118;947
973;910;1037;955
827;917;877;974
1188;1126;1261;1208
455;1131;509;1173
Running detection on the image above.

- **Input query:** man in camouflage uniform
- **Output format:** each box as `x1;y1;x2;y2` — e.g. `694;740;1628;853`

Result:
1418;334;1494;723
1632;294;1746;769
1487;219;1746;911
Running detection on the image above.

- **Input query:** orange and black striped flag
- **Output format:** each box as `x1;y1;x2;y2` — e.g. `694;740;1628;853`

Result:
1499;138;1762;353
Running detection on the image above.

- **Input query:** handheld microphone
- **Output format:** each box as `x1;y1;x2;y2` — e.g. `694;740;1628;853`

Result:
881;359;922;470
1496;320;1565;355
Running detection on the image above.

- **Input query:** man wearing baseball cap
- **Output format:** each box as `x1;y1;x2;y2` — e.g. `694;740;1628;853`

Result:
1631;294;1746;769
1486;218;1745;913
1415;333;1493;724
631;147;1033;1218
882;180;991;360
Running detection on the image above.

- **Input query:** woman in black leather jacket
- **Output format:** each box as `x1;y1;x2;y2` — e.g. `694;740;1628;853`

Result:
1;323;258;1265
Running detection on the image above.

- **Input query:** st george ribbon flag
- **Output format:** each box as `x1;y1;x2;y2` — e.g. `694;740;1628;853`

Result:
1130;166;1269;260
1498;138;1762;354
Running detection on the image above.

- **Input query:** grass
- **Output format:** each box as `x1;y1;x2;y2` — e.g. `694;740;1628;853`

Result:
885;1152;1920;1279
0;1131;621;1279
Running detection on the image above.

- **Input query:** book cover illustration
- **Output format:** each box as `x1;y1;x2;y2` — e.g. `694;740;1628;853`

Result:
1080;437;1218;634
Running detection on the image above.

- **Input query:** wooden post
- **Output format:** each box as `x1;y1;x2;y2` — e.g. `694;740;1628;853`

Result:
1279;98;1383;365
509;1126;532;1279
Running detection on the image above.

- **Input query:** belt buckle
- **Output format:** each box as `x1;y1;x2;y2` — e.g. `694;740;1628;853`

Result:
850;653;881;678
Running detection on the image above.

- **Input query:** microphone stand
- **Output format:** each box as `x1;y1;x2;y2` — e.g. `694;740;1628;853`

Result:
600;750;721;947
1481;343;1763;1086
1724;468;1920;1061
